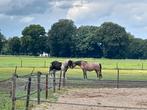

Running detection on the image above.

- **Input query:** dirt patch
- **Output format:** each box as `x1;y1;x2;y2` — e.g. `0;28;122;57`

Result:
32;88;147;110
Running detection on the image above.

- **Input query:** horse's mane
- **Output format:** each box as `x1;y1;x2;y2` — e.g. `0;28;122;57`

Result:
75;60;87;66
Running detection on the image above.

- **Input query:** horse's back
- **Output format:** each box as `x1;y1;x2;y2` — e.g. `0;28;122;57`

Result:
50;61;62;70
83;62;100;71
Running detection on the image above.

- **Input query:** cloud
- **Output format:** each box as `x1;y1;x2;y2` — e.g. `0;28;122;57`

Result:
20;16;34;23
49;1;73;9
0;0;49;16
66;1;112;21
66;0;147;38
0;0;147;39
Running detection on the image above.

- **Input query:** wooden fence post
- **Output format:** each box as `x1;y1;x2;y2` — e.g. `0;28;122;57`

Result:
116;63;118;69
142;63;144;70
25;77;32;110
21;60;22;67
46;74;48;99
37;72;41;104
116;68;120;88
44;61;46;68
58;71;62;90
53;71;56;93
11;74;17;110
14;66;17;74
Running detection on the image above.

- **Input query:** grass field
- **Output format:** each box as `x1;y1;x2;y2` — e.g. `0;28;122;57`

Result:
0;55;147;69
0;56;147;110
0;55;147;80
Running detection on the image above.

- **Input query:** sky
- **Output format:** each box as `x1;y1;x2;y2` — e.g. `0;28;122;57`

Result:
0;0;147;39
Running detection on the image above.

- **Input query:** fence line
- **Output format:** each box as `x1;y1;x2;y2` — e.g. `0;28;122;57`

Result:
0;67;147;110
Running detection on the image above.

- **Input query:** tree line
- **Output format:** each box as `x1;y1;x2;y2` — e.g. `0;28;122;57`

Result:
0;19;147;59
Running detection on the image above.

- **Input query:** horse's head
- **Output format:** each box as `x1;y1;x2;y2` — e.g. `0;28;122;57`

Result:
67;60;74;68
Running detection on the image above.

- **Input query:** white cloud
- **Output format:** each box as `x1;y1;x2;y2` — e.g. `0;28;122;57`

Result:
20;16;34;23
66;1;112;21
1;0;147;38
66;0;147;38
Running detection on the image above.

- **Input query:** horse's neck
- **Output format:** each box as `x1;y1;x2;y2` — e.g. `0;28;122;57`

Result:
61;61;68;70
75;61;82;66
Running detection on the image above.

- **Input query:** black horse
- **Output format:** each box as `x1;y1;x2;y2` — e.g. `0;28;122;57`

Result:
49;60;73;89
49;60;73;77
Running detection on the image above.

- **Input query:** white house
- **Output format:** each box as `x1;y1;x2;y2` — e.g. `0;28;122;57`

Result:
39;52;49;57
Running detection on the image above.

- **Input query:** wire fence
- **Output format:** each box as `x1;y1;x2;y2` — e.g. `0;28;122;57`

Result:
0;59;147;70
0;68;147;110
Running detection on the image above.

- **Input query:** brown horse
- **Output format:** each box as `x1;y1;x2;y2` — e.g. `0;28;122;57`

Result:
72;60;102;79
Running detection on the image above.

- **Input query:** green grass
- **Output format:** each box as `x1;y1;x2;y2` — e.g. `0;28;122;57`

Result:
0;55;147;80
0;56;147;69
0;56;147;110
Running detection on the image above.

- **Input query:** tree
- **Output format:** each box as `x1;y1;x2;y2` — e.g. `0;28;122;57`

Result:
74;26;102;57
0;32;5;54
127;37;144;59
20;35;32;54
22;24;47;55
142;39;147;59
8;37;21;55
48;19;77;57
97;22;129;58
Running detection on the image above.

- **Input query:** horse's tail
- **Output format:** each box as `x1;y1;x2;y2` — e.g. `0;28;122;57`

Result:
99;63;102;74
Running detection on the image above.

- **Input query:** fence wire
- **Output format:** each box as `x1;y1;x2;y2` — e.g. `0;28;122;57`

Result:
1;70;147;110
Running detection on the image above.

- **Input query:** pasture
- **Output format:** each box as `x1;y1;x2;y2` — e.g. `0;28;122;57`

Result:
0;56;147;110
0;55;147;80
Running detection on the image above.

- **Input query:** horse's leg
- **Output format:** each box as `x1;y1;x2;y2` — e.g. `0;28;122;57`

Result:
85;70;88;79
82;69;85;79
82;69;87;79
58;70;62;90
63;68;68;86
95;70;99;78
63;68;68;79
97;70;102;80
99;72;102;79
85;71;88;79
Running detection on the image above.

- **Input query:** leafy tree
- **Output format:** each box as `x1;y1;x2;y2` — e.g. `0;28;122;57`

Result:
8;37;21;55
22;24;47;55
142;39;147;59
0;32;5;54
1;40;10;55
48;19;76;57
74;26;102;57
127;37;145;59
97;22;129;58
20;35;32;54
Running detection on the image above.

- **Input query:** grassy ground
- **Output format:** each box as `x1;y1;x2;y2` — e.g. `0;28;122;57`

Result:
0;55;147;69
0;56;147;110
0;55;147;80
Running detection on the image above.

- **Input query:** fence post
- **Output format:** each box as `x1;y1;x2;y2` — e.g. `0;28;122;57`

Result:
21;60;22;67
141;63;144;70
116;63;118;69
44;61;46;68
11;74;17;110
45;74;48;99
58;71;62;90
53;71;56;93
37;72;41;104
14;66;17;74
116;68;120;88
25;77;31;110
